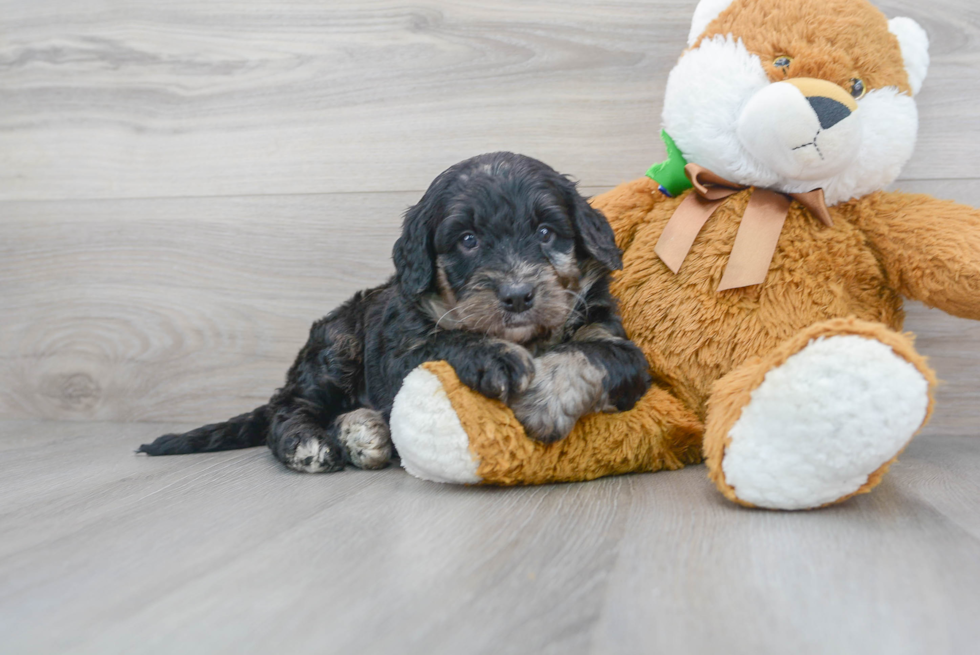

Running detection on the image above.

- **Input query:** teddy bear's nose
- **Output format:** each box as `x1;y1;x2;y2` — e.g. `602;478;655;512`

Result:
807;96;852;130
785;77;858;130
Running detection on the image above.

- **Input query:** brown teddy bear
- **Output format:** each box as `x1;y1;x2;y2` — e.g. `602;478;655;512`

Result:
388;0;980;510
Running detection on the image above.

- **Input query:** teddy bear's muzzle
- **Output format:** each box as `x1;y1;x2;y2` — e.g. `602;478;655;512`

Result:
737;77;862;182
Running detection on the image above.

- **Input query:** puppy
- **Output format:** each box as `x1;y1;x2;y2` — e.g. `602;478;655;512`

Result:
138;153;652;472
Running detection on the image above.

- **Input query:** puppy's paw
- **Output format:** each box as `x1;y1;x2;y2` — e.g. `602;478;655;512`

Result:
336;408;392;470
510;350;608;443
457;340;535;402
512;400;578;444
276;428;346;473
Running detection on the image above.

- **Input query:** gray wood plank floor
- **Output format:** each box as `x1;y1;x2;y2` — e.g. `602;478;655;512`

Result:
2;0;980;652
3;186;979;432
1;0;979;200
0;421;978;655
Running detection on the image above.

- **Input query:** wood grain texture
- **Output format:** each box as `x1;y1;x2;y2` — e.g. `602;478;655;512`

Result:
1;183;977;437
3;2;980;653
2;182;980;433
1;0;979;201
0;192;407;422
0;420;977;654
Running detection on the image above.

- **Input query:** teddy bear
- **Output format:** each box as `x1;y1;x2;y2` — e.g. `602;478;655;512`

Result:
386;0;980;510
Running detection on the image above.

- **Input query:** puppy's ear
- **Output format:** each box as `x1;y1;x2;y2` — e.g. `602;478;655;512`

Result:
392;200;437;296
565;181;623;271
395;165;461;296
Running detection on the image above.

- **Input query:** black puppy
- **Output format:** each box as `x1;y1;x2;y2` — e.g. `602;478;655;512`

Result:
139;153;652;472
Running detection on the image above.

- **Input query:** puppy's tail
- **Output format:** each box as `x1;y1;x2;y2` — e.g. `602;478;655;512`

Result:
137;405;270;456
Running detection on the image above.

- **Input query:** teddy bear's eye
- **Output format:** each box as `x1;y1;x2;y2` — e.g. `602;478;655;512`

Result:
849;78;866;99
773;56;793;69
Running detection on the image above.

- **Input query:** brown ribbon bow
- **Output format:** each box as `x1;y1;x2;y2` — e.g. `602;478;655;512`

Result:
654;164;833;291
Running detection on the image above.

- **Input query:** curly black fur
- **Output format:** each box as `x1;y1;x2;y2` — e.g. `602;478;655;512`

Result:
138;153;652;471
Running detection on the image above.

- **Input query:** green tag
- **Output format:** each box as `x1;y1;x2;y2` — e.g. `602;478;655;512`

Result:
646;130;692;197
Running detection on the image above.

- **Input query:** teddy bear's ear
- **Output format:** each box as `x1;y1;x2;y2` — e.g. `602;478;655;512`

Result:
888;17;930;95
687;0;735;47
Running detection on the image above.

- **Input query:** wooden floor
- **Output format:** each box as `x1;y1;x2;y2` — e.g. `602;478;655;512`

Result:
1;421;979;654
2;0;980;653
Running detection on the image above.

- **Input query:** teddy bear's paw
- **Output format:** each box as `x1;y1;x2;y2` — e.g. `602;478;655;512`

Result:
389;365;482;484
720;335;930;509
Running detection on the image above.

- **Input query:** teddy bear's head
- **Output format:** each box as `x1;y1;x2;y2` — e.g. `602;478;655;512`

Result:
661;0;929;205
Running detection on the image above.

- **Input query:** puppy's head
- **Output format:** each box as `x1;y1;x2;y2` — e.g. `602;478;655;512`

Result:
393;152;621;344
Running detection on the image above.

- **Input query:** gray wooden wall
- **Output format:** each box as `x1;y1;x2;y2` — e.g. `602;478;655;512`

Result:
2;0;979;434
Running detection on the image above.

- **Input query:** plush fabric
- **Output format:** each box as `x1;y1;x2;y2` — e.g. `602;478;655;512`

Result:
702;317;936;508
662;1;921;204
388;0;980;510
414;360;703;485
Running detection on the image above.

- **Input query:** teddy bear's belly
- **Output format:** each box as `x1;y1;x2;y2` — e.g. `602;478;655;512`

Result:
610;194;904;419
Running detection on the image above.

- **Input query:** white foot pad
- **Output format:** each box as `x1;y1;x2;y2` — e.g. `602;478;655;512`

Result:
723;335;929;509
389;366;481;484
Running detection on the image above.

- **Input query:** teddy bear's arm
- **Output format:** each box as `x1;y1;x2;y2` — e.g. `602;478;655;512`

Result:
853;191;980;320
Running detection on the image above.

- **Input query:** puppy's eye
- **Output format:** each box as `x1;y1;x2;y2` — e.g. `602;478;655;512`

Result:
849;78;866;99
537;225;555;244
459;232;479;250
773;56;792;69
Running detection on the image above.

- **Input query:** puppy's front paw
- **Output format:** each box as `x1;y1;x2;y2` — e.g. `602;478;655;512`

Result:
456;340;535;402
510;350;608;443
511;399;577;444
276;428;346;473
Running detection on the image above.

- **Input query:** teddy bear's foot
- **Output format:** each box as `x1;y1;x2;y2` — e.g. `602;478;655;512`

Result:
704;319;936;510
390;360;703;486
388;364;482;484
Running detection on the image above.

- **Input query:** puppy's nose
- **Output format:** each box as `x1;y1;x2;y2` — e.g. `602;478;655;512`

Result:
498;283;535;313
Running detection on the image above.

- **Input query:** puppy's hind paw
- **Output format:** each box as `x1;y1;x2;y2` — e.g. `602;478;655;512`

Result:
278;430;346;473
336;408;393;470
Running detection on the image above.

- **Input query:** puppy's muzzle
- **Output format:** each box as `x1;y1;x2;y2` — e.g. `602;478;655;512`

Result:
498;282;536;314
